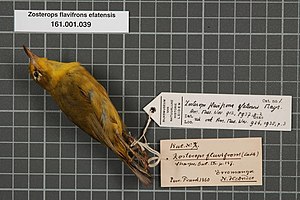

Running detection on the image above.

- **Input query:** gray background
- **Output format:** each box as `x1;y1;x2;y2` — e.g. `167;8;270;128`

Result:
0;0;299;200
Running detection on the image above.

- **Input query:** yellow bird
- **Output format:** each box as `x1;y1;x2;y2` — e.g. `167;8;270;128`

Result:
23;46;151;185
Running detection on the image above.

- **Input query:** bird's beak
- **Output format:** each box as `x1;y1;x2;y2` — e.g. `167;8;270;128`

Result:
23;45;39;60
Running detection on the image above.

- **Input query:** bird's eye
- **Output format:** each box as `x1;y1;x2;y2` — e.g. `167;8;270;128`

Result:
33;71;39;78
33;70;42;81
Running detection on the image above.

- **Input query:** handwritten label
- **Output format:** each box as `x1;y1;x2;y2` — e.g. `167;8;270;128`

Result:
160;138;262;187
144;92;291;131
14;10;129;33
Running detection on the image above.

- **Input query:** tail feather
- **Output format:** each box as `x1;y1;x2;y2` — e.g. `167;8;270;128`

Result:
110;130;152;186
125;161;152;186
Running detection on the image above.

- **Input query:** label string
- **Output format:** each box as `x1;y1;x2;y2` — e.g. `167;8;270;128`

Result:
131;108;161;168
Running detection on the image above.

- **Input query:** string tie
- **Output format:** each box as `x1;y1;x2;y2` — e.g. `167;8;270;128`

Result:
131;107;161;167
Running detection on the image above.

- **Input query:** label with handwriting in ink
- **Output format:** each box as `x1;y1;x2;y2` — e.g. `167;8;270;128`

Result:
143;92;292;131
160;138;262;187
14;10;129;33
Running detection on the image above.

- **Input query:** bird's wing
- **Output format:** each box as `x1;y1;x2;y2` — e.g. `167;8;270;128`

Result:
54;68;122;145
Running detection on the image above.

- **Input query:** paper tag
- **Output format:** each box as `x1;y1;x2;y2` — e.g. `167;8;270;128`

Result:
160;137;262;187
144;92;291;131
14;10;129;33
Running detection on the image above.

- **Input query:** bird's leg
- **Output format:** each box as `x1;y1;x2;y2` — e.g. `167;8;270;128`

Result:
126;134;149;170
116;132;149;170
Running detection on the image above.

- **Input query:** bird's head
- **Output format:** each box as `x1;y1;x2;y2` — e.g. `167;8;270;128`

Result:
23;45;78;91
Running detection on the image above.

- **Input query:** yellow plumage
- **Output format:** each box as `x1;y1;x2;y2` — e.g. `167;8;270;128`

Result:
23;46;151;185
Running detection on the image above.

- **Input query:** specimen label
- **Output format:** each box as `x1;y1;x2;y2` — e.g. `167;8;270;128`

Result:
160;138;262;187
14;10;129;33
144;92;292;131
